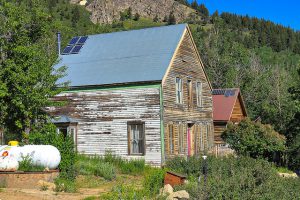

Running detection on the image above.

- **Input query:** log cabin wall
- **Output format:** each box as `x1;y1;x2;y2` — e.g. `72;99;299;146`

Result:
162;28;214;159
48;86;162;166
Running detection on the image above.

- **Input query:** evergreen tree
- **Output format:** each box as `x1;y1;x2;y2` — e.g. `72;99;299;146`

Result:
168;12;176;25
133;13;140;21
198;4;209;18
71;6;80;27
191;0;198;10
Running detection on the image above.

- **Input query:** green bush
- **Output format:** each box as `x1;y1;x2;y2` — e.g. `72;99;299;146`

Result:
166;155;300;200
29;123;76;180
18;155;45;172
100;184;145;200
143;167;166;196
76;154;116;180
222;118;286;160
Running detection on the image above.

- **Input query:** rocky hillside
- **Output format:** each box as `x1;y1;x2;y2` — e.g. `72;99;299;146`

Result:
71;0;199;24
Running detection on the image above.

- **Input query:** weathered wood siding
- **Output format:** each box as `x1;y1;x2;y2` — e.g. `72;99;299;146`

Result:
48;87;162;166
213;122;227;144
230;97;246;122
162;28;214;159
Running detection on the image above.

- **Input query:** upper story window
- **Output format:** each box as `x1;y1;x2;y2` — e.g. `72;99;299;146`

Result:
187;80;193;108
196;81;203;107
127;121;145;155
175;77;183;104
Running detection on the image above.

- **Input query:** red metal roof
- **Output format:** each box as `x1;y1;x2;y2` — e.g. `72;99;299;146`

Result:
212;88;243;122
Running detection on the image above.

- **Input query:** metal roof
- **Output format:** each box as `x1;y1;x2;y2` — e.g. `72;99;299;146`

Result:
212;88;247;121
51;115;78;124
54;24;187;87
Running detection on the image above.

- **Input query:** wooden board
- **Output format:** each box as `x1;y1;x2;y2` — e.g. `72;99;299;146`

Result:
47;87;162;166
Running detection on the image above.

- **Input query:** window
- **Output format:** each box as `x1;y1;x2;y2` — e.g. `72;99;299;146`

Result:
57;126;77;150
175;77;183;104
187;80;193;108
178;123;184;153
128;122;145;155
196;82;203;107
168;124;175;154
200;124;204;151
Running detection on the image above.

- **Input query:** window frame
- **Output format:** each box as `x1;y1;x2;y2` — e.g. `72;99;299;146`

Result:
187;80;193;108
196;81;203;107
175;77;183;104
127;121;146;156
178;123;184;154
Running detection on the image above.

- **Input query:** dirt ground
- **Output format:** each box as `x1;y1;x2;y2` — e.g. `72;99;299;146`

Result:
0;187;103;200
0;175;142;200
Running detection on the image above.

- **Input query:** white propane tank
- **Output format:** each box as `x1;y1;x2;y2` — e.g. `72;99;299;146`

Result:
0;145;61;170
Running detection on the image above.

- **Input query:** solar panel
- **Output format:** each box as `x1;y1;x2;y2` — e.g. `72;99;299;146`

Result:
62;45;73;54
77;36;88;44
70;45;83;54
69;37;80;45
212;89;226;95
230;89;236;96
224;90;231;97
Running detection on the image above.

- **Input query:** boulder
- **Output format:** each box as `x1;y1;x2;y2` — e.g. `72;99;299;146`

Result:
160;184;173;196
278;172;298;178
166;190;189;200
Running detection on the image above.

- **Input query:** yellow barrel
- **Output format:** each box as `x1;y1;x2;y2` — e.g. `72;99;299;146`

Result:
8;141;19;146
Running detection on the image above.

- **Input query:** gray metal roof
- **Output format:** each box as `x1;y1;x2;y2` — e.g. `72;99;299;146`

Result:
54;24;187;87
51;115;78;124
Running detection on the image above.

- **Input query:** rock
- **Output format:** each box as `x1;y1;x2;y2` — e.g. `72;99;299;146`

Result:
37;180;56;191
85;0;201;24
167;190;189;200
160;184;173;196
278;172;298;178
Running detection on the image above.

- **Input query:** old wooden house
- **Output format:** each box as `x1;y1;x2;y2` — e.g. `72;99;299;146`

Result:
212;88;247;155
48;24;214;166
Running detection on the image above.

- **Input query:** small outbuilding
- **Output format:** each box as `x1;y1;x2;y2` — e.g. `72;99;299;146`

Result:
212;88;247;155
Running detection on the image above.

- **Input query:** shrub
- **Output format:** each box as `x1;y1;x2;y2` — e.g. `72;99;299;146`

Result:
29;123;76;180
143;167;166;196
18;155;45;171
166;155;300;200
222;118;286;160
100;184;145;200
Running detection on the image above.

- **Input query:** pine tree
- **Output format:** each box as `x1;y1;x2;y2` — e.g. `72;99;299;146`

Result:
191;0;198;9
133;13;140;21
198;4;209;18
168;12;176;25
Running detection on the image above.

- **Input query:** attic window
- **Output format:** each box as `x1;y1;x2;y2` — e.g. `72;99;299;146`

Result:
175;77;183;104
62;36;88;55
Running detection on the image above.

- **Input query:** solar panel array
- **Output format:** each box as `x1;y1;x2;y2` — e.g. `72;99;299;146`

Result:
212;89;236;97
62;36;88;55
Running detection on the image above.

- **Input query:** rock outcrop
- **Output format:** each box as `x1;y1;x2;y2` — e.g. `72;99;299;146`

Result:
82;0;199;24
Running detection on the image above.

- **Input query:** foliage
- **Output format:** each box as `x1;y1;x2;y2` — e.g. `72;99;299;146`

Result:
18;155;45;172
222;118;286;160
0;0;67;139
54;177;77;193
143;167;166;196
167;156;300;200
103;151;146;175
100;184;145;200
28;123;76;180
76;154;116;180
286;67;300;170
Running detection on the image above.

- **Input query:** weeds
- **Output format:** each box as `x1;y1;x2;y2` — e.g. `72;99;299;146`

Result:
18;155;45;171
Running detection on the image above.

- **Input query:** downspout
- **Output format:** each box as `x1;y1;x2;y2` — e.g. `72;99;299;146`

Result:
160;85;165;165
